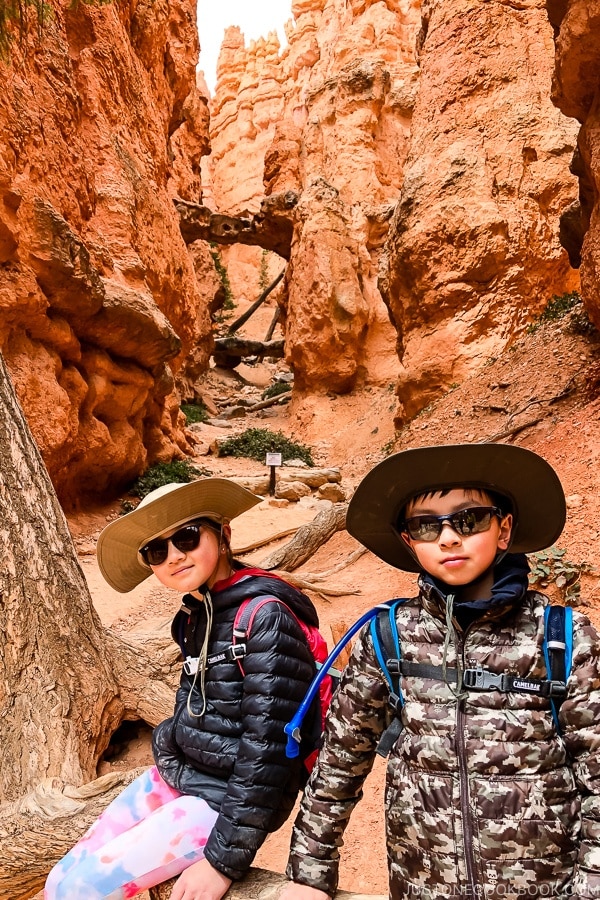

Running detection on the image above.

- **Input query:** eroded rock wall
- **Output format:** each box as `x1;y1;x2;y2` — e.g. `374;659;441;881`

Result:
208;0;579;413
208;0;421;393
203;27;287;301
379;0;580;423
549;0;600;324
0;0;213;506
280;0;421;394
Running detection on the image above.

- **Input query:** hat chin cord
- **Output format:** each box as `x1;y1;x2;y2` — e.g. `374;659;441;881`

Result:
186;587;213;719
185;526;231;719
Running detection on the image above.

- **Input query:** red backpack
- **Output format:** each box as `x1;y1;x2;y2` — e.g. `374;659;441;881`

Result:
232;594;338;776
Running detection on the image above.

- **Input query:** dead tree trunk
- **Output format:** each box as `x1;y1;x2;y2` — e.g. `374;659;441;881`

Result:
149;869;385;900
0;354;178;899
227;270;285;334
0;353;120;801
259;503;348;571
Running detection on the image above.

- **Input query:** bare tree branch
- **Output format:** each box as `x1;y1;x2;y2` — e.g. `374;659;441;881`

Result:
259;503;348;571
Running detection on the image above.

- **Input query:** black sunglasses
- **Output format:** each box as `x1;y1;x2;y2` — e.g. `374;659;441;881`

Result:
400;506;503;542
140;522;204;567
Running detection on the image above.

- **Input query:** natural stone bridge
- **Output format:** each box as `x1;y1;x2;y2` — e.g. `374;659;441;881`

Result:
174;192;298;260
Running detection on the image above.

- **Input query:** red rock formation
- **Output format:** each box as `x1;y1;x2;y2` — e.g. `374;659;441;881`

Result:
208;0;421;392
0;0;213;506
205;25;289;303
380;0;580;423
208;0;581;420
549;0;600;325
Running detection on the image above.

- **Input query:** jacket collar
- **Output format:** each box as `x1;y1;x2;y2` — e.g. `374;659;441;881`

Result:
419;553;531;622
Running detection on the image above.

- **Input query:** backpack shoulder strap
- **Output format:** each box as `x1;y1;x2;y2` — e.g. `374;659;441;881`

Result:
232;595;301;675
371;600;404;713
543;603;573;733
233;595;280;639
233;595;277;674
370;599;410;758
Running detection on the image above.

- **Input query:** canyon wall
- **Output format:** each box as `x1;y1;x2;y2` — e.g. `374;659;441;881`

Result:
207;0;422;392
0;0;590;507
0;0;214;506
549;0;600;328
204;27;287;302
380;0;580;423
208;0;579;418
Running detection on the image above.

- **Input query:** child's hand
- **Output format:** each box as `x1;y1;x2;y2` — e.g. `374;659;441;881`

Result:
169;858;232;900
279;883;332;900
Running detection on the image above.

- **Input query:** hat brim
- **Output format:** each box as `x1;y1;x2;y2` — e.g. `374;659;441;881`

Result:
346;444;566;572
97;478;262;592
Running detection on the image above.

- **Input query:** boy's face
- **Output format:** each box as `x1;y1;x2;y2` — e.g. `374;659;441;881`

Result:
400;488;513;588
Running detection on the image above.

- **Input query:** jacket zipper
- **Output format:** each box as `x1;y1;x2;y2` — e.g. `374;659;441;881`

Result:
455;631;478;898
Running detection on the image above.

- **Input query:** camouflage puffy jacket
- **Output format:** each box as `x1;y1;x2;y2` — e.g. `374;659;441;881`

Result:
286;578;600;900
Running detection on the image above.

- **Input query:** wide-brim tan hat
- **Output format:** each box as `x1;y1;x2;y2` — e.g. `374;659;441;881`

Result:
97;478;262;592
346;443;566;573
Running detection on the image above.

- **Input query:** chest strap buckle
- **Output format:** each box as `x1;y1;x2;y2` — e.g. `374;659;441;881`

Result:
463;666;510;692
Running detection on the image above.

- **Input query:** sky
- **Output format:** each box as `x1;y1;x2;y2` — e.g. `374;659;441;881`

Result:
197;1;293;93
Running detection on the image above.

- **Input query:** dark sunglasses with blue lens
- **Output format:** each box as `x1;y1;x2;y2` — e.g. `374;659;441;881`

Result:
400;506;503;542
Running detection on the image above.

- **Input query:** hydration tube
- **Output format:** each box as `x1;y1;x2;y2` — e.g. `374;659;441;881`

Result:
284;601;395;759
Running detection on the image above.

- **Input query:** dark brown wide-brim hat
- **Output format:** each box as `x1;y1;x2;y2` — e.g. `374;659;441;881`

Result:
97;478;262;593
346;443;566;572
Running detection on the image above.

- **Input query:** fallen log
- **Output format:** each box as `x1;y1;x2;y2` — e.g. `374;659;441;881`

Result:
299;547;367;582
247;391;291;412
227;271;285;334
272;570;360;600
149;867;386;900
265;306;281;341
232;527;300;555
259;503;348;572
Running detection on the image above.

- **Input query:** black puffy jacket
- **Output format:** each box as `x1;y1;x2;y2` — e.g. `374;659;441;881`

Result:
152;565;319;881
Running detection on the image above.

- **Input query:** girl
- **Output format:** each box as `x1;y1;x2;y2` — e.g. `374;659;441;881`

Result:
46;477;321;900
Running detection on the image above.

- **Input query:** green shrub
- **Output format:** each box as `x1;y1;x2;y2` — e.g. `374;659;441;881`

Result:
129;460;210;499
261;382;292;401
527;291;580;334
218;428;314;466
181;402;210;424
567;306;597;337
528;546;594;605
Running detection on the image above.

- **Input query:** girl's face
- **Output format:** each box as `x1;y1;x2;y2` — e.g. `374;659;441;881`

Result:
147;520;232;597
400;488;512;596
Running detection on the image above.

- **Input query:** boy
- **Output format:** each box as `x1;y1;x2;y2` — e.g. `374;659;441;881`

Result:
283;443;600;900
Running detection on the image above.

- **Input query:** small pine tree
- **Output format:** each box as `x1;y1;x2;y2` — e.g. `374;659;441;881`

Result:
210;244;235;317
258;250;270;294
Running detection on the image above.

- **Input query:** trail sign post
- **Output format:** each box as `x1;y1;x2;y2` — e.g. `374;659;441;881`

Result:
266;452;282;495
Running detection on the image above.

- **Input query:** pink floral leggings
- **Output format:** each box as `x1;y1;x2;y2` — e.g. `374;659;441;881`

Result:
44;766;219;899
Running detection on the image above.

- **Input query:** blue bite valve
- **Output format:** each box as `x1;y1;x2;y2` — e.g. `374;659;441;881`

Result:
283;603;392;759
284;722;302;758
